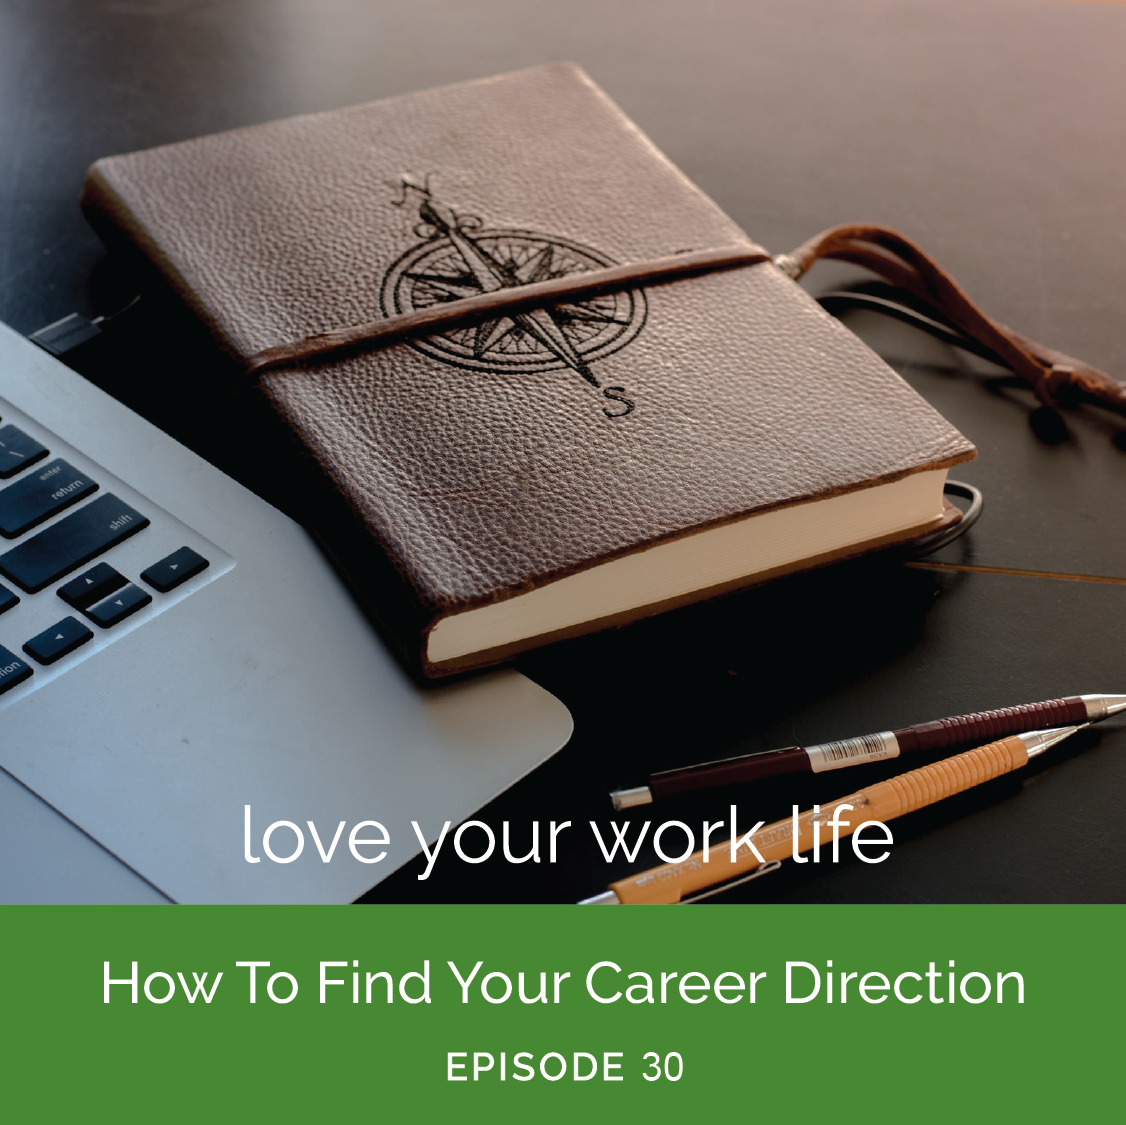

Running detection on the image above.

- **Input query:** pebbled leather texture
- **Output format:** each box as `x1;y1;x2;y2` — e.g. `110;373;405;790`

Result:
81;63;975;674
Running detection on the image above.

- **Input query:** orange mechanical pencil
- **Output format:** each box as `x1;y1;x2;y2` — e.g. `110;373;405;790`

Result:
581;724;1087;905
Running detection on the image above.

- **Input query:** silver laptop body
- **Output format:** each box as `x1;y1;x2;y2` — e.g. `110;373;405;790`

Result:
0;321;572;903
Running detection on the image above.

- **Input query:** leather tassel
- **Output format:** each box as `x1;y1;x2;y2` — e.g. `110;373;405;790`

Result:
775;223;1126;415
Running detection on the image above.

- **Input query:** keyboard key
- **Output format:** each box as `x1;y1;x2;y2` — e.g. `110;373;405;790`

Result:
23;616;94;665
141;546;209;592
0;494;149;593
58;562;127;610
85;583;152;628
0;584;17;615
0;644;33;695
0;424;49;479
0;458;99;538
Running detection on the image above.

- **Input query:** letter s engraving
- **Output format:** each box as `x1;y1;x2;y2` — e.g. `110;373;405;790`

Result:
602;387;635;418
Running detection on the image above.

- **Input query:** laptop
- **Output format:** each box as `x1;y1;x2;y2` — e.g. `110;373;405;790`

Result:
0;320;572;903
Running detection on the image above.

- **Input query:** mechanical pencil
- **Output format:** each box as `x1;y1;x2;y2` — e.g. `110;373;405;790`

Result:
586;724;1087;904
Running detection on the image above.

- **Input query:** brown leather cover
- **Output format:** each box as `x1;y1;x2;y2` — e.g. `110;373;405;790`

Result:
80;63;975;676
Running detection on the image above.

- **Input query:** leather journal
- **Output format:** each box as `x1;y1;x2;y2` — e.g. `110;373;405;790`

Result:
81;63;976;676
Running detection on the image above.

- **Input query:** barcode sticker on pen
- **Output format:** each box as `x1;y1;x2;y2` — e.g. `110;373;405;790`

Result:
806;731;899;772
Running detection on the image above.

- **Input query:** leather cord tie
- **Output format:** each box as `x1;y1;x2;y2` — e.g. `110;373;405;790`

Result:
248;222;1125;418
774;223;1126;415
246;244;771;374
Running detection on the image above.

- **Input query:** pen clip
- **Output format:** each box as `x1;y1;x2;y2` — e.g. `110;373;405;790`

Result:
680;860;783;904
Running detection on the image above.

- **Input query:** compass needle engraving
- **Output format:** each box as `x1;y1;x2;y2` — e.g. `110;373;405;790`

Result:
379;180;646;403
473;317;515;358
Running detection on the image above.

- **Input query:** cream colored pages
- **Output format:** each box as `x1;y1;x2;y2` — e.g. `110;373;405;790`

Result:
429;469;947;661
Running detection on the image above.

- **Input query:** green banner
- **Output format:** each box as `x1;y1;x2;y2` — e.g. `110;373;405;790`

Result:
3;905;1118;1120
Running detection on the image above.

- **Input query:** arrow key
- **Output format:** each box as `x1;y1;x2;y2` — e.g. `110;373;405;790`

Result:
141;546;209;593
24;616;94;665
58;562;127;610
85;583;152;628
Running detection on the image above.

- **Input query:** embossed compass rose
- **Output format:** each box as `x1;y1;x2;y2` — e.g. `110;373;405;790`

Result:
379;178;646;399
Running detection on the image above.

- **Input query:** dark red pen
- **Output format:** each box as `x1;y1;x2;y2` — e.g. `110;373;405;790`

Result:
609;693;1125;809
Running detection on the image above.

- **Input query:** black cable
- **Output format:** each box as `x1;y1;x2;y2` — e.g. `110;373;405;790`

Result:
908;480;983;556
816;289;1003;365
28;295;141;357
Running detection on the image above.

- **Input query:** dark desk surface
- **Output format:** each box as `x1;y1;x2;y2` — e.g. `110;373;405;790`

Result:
2;0;1124;903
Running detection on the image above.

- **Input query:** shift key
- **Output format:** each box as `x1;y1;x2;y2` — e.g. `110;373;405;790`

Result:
0;494;149;593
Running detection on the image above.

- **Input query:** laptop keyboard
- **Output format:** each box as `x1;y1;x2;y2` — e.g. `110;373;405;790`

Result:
0;399;232;707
